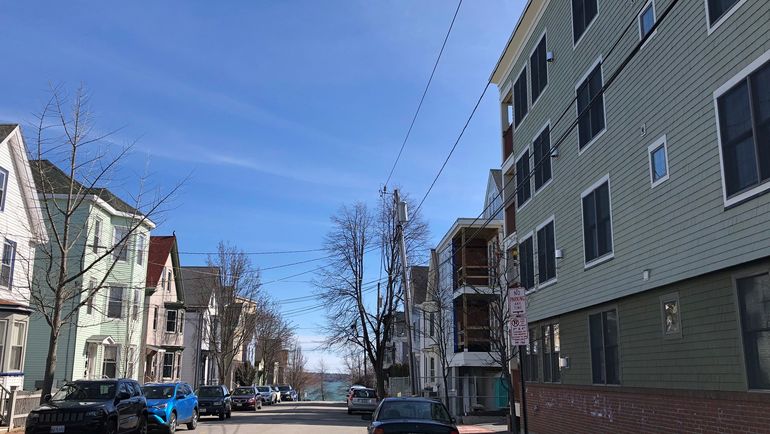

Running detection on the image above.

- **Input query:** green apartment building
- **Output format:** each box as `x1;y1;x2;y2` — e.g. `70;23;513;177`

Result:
24;160;153;389
492;0;770;432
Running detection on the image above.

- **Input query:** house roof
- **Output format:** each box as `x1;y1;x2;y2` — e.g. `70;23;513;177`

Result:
490;169;502;191
29;159;144;216
180;266;220;308
410;266;429;305
146;236;175;287
0;124;17;142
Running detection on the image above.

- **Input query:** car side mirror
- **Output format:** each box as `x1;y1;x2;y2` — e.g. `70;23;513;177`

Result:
361;414;372;421
116;391;130;401
176;393;185;400
43;394;52;403
225;393;230;397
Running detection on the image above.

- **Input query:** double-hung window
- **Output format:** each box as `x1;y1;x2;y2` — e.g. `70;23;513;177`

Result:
513;67;528;127
153;307;159;330
136;234;145;265
162;353;174;378
524;328;539;382
102;345;118;378
589;309;620;384
86;278;96;315
0;240;16;288
518;235;535;290
577;62;606;150
131;289;141;321
533;125;552;191
581;177;613;266
715;56;770;205
429;312;435;337
107;286;124;318
92;218;102;254
166;270;172;291
572;0;598;44
737;273;770;389
536;220;556;285
9;322;24;370
542;323;560;383
530;35;548;104
516;151;531;208
166;310;178;333
113;226;129;262
179;311;185;334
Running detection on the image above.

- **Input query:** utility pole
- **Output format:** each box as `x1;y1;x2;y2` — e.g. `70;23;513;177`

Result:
394;189;418;396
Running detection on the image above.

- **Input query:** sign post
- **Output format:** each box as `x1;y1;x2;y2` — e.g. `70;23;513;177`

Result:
508;287;529;434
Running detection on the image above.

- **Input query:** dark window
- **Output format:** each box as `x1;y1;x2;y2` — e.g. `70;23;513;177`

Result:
518;237;535;290
639;2;656;39
572;0;598;43
530;35;548;104
577;63;605;149
737;273;770;389
92;218;101;254
582;180;613;263
589;309;620;384
513;67;528;127
166;310;178;333
650;142;668;183
153;307;158;330
0;167;7;211
107;286;124;318
707;0;740;26
113;226;129;262
429;312;435;337
542;323;560;383
533;126;552;191
162;353;174;378
536;221;556;284
717;59;770;199
0;240;16;288
516;151;531;207
524;328;539;382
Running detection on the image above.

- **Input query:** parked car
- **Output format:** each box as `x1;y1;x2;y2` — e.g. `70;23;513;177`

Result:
347;387;377;414
346;384;367;402
143;382;198;432
195;385;231;420
256;386;276;405
231;386;262;411
276;385;297;402
25;379;147;434
270;386;281;403
363;397;458;434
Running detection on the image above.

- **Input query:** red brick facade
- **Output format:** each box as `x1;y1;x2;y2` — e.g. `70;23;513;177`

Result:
523;383;770;434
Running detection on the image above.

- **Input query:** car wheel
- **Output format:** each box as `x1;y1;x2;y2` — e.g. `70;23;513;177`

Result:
168;412;177;433
187;409;198;430
347;408;352;415
226;410;232;419
136;414;148;434
218;411;226;421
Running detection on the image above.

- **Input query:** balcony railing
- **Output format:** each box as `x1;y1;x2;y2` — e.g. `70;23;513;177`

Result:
455;265;490;288
503;125;514;163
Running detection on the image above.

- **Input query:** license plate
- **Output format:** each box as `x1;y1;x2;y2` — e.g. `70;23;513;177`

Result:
200;407;206;413
50;427;65;434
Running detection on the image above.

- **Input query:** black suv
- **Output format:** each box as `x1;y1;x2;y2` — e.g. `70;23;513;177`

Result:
196;384;231;420
26;379;147;434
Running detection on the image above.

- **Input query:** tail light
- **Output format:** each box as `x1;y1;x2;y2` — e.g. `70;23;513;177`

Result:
373;428;385;434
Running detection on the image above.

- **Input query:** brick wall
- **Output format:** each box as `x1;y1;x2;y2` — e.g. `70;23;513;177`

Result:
524;383;770;434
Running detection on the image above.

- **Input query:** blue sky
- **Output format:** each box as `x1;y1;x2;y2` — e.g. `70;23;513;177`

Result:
1;1;522;370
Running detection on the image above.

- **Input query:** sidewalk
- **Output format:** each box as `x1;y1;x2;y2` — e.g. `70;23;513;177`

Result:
458;423;511;433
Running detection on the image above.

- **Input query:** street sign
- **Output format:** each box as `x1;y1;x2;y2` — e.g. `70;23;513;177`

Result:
510;312;529;346
509;287;527;314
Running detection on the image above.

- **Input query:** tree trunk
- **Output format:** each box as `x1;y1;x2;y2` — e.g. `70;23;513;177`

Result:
375;367;386;398
41;318;61;404
442;372;450;411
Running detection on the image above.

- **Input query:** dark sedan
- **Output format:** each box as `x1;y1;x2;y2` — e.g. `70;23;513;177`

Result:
363;397;459;434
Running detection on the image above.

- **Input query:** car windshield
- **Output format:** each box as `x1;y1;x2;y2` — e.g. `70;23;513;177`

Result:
197;387;223;397
353;389;376;398
51;382;117;401
278;386;291;391
142;385;175;399
233;387;254;395
257;387;271;392
377;401;452;423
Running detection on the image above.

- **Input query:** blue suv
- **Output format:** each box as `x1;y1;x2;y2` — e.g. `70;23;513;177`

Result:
142;382;198;433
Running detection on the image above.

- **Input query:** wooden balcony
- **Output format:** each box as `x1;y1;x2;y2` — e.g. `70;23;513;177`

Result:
454;294;492;353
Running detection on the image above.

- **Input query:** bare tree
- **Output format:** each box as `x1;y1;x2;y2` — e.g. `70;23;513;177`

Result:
253;299;293;385
316;358;327;401
317;192;428;398
29;86;180;401
235;361;258;386
342;343;373;388
284;341;310;399
205;242;262;387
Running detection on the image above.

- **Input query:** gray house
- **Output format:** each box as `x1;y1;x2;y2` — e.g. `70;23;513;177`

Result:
492;0;770;432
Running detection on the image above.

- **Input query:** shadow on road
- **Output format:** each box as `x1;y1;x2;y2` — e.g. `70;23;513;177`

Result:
196;400;370;429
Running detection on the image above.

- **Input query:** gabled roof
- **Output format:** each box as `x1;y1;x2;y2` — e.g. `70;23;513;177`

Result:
410;266;429;305
0;125;48;243
490;169;502;191
181;266;220;308
29;159;145;217
147;235;186;303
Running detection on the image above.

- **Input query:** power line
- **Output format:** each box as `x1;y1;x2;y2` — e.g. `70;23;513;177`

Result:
383;0;463;188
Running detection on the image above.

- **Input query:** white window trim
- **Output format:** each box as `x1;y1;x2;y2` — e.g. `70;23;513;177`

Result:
659;292;682;340
575;56;607;156
705;0;749;35
637;0;658;47
535;216;557;289
648;134;670;188
713;49;770;207
518;231;535;294
532;120;553;197
514;147;533;211
572;0;600;49
529;29;549;110
512;63;529;131
580;174;615;269
92;217;102;254
166;309;178;333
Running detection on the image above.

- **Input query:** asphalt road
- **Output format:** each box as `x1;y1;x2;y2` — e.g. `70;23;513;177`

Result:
184;400;369;434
